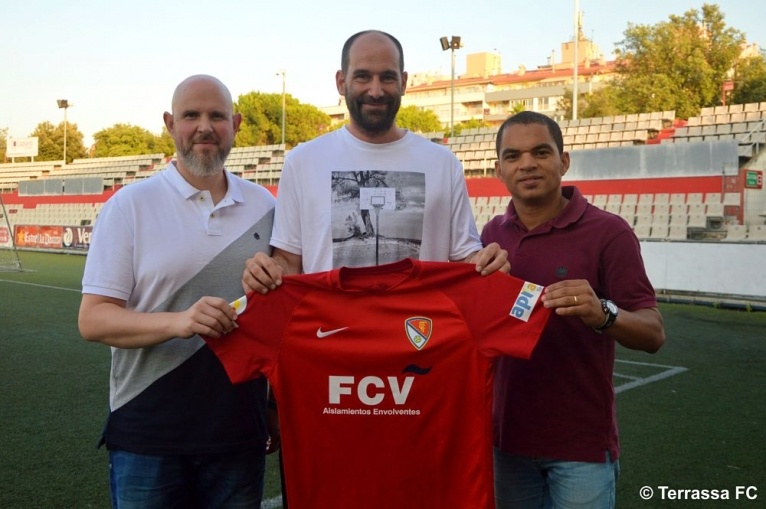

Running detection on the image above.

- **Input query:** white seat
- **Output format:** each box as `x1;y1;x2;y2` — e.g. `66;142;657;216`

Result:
706;203;724;217
635;214;653;226
592;195;608;209
704;192;722;205
668;225;688;240
748;225;766;241
636;204;653;216
688;203;706;215
722;225;747;241
633;224;651;239
723;192;741;206
620;203;636;216
688;214;707;228
651;213;669;226
649;225;669;239
622;194;638;205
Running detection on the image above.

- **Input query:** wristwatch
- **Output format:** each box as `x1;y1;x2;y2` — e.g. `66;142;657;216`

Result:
593;299;618;333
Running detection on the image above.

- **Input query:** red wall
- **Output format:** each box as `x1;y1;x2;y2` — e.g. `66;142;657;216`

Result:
2;176;728;207
466;176;726;197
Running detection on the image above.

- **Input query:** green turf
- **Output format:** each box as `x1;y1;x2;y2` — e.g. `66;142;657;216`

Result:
1;252;763;508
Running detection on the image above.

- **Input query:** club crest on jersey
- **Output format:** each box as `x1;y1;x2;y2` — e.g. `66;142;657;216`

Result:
405;317;432;350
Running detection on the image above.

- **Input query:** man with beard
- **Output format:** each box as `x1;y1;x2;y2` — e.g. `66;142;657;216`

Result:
79;74;276;508
242;29;507;290
240;30;507;508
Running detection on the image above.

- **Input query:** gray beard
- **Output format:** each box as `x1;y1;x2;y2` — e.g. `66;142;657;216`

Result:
178;147;228;177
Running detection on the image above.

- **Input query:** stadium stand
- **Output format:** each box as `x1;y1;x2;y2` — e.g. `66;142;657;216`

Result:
2;109;765;244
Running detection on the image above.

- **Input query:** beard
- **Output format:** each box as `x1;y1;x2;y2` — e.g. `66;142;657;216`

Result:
345;89;401;136
176;137;231;178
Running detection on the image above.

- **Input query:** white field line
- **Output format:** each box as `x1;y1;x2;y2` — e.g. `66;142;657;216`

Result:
614;359;688;394
0;278;80;292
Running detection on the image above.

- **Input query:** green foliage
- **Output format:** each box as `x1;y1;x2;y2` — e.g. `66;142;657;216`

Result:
558;87;615;120
612;3;745;117
395;105;443;134
30;121;87;163
731;55;766;105
234;92;331;148
0;127;7;161
92;123;173;157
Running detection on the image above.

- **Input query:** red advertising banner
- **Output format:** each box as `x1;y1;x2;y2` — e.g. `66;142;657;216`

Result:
0;226;11;248
13;224;93;251
14;225;64;249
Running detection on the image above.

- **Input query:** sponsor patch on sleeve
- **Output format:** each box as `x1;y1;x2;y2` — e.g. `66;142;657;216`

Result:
510;282;544;322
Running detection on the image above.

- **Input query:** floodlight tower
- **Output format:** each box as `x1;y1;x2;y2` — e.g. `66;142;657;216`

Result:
439;36;462;138
277;69;286;146
57;99;70;165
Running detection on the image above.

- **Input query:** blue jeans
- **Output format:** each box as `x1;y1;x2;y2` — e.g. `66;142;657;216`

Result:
109;449;265;509
494;447;620;509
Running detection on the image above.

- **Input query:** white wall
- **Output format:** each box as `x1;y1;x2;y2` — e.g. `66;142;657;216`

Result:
641;241;766;300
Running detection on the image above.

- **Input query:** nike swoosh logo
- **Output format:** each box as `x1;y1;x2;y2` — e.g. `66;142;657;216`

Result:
316;327;349;338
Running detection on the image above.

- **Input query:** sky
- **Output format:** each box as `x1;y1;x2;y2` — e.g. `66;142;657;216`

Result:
1;0;763;147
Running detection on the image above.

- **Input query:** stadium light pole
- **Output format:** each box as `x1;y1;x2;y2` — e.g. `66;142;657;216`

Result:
440;36;462;138
572;0;579;120
57;99;70;166
277;69;286;147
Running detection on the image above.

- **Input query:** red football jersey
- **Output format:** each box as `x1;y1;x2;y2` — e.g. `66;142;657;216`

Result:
205;258;551;509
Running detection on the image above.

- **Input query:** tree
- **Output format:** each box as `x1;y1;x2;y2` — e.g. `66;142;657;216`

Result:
234;92;331;148
30;121;87;163
731;55;766;105
92;124;173;157
0;127;7;162
612;3;745;118
395;106;443;134
558;86;625;120
453;118;493;136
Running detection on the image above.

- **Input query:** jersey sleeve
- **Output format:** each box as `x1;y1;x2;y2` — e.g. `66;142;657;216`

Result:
202;290;292;384
433;264;551;359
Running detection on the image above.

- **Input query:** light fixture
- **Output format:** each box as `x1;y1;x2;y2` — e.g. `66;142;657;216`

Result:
57;99;70;165
439;36;462;138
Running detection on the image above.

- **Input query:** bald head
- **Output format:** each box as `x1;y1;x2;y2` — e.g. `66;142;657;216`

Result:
171;74;233;115
341;30;404;74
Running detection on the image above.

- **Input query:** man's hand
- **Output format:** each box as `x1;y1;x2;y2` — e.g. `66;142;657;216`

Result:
468;243;510;275
174;296;239;339
242;252;286;294
540;279;603;327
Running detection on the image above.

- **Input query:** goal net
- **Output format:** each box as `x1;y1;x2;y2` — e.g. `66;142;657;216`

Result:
0;193;22;272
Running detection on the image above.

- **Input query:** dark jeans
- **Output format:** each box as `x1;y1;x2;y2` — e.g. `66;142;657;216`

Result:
109;449;265;509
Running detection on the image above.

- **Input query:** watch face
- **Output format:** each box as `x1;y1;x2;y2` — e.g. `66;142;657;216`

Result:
605;300;618;314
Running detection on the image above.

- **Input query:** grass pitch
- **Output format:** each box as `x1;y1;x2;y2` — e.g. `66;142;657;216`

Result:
1;251;763;508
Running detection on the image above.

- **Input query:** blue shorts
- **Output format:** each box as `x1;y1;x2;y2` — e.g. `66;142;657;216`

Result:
109;449;265;509
494;447;620;509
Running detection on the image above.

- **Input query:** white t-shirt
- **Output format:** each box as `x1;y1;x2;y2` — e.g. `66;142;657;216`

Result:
271;127;481;272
